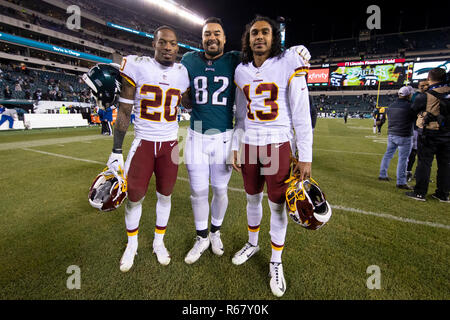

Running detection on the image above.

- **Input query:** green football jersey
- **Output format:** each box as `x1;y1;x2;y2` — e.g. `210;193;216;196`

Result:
181;51;241;134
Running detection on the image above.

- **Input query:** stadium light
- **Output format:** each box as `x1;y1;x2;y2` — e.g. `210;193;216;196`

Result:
145;0;205;25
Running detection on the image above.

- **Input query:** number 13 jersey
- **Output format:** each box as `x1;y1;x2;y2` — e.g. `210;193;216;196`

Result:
234;47;309;147
120;55;190;141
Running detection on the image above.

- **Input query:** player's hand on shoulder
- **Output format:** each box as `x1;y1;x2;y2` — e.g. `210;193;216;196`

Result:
292;45;311;63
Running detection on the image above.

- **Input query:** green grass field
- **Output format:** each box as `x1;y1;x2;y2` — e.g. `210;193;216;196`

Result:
0;118;449;300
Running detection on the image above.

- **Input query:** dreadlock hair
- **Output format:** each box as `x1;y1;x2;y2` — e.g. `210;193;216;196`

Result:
240;16;283;65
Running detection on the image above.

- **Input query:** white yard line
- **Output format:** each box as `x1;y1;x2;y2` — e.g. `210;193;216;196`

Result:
21;148;104;164
315;148;385;156
21;148;450;231
0;134;109;151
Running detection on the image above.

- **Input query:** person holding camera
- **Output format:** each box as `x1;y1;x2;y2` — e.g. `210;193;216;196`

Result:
406;68;450;202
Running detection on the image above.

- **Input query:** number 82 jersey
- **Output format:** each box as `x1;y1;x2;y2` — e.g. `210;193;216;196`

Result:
181;51;241;134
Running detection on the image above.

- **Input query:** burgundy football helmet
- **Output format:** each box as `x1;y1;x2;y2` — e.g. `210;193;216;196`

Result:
285;176;332;230
88;167;127;212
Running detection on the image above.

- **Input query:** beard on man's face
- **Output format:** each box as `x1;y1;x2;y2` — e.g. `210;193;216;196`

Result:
204;40;223;57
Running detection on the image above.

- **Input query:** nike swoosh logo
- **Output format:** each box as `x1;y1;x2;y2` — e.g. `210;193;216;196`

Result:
274;143;283;148
223;140;229;144
279;279;285;292
170;142;176;147
301;87;306;90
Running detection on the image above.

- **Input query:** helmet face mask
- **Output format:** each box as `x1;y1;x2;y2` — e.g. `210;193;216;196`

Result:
285;177;332;230
89;167;127;212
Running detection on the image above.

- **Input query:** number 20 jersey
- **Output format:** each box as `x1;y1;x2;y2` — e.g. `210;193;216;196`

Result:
234;47;309;146
120;55;190;141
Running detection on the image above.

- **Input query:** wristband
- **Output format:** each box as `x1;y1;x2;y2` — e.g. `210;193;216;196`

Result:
112;148;123;154
118;97;134;104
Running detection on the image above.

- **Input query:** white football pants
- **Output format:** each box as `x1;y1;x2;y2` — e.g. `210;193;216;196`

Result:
184;128;233;231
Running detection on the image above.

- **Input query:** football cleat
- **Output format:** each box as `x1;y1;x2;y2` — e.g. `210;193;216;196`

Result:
153;242;171;266
269;262;286;297
209;231;224;256
82;63;121;109
88;167;127;212
285;173;332;230
231;242;260;265
184;236;210;264
119;244;137;272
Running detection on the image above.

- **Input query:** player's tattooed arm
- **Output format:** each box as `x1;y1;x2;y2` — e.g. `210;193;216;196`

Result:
113;77;135;151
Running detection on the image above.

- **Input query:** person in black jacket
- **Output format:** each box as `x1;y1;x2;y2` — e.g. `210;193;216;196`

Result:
407;80;429;181
406;68;450;202
378;86;416;189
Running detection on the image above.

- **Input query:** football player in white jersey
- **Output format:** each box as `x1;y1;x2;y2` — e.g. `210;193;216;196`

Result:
231;16;313;297
108;26;190;271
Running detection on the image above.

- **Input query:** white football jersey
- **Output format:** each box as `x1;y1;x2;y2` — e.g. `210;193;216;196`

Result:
120;55;190;141
233;46;313;162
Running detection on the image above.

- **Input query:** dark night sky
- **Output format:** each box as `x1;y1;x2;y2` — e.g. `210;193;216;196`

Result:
179;0;449;51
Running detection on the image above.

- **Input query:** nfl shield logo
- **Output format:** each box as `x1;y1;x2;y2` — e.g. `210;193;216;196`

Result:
207;60;213;66
162;74;167;80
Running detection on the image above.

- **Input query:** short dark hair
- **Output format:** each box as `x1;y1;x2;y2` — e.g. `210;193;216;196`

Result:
203;17;225;32
154;25;178;42
240;16;283;64
428;67;446;83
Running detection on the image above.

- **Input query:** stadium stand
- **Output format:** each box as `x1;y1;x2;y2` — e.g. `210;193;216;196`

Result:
309;28;450;62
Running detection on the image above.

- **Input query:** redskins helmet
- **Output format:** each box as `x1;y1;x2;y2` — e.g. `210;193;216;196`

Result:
88;167;127;212
285;176;332;230
82;63;121;109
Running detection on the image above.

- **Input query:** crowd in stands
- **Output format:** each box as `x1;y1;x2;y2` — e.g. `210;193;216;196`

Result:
1;0;200;58
0;63;92;102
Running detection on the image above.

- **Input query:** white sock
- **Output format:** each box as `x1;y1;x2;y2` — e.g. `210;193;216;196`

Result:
154;192;171;246
246;192;263;246
190;188;210;231
125;198;144;248
268;200;288;263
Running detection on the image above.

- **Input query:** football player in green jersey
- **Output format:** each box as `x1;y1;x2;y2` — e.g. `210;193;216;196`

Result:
181;17;311;264
181;17;237;264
